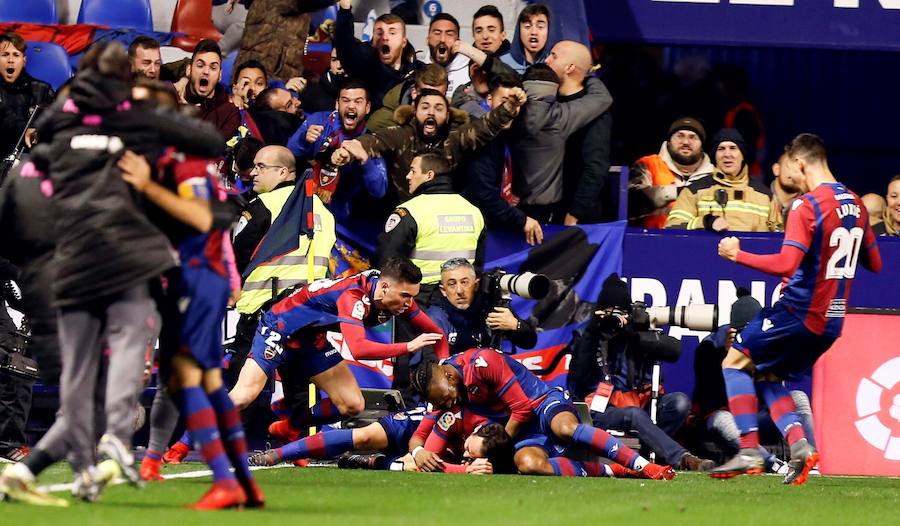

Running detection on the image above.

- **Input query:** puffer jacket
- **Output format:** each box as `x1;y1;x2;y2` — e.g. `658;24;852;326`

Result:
31;69;224;307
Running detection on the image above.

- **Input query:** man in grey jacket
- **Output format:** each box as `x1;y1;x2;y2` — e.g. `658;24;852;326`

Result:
509;41;612;223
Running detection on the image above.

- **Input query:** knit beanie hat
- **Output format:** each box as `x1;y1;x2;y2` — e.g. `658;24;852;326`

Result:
730;288;762;331
710;128;748;161
668;117;706;144
597;273;632;310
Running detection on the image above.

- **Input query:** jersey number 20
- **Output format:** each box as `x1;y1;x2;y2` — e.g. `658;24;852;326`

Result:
826;226;864;279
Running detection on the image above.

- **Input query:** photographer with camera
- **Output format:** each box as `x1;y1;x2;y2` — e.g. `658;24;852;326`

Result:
567;273;713;471
426;258;538;355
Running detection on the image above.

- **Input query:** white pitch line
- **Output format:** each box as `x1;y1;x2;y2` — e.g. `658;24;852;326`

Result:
40;463;295;494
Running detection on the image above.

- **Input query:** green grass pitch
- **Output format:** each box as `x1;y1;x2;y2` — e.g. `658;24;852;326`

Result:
3;463;899;525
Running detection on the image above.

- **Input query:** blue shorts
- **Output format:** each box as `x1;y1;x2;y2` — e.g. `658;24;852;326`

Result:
732;304;837;381
377;408;426;457
175;265;230;371
514;389;577;457
249;321;342;379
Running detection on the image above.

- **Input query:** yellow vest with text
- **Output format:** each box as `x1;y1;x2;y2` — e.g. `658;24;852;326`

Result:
402;193;484;284
236;189;336;314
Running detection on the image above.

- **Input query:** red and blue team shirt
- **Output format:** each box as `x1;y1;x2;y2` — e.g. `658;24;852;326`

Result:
157;148;228;277
265;270;449;360
415;407;492;459
780;182;877;337
446;348;552;425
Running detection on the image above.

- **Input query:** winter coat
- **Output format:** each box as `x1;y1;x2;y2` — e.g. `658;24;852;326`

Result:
0;71;54;157
30;70;224;307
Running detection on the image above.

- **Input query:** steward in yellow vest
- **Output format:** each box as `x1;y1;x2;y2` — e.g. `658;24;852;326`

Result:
377;154;485;293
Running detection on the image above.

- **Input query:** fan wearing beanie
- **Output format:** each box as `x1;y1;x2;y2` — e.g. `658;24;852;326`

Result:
665;128;776;233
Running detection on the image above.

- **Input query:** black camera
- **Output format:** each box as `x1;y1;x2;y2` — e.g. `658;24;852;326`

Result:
593;302;682;363
480;268;550;349
0;331;40;381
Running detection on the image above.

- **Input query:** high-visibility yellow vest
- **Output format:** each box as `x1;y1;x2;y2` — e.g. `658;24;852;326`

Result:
236;191;336;314
402;193;484;284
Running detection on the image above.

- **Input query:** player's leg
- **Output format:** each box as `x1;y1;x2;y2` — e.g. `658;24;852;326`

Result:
514;446;555;476
229;357;272;409
548;400;674;479
142;386;179;480
756;372;819;486
251;421;389;466
291;361;366;428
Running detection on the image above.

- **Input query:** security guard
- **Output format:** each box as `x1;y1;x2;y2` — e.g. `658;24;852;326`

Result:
378;153;485;305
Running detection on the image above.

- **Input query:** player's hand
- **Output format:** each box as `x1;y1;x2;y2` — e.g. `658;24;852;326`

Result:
465;458;493;475
406;333;443;353
486;307;518;332
285;76;308;93
718;236;740;262
228;288;241;308
306;124;325;143
118;150;153;193
414;448;444;472
341;139;369;163
712;216;729;232
523;216;543;246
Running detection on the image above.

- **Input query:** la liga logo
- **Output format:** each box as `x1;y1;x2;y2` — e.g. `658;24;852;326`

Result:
855;357;900;460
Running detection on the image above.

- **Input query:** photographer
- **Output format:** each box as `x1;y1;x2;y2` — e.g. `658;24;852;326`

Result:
567;273;713;471
426;258;537;355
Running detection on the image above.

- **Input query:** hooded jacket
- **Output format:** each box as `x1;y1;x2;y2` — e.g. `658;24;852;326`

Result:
499;20;556;74
510;76;613;206
357;96;519;204
31;69;224;307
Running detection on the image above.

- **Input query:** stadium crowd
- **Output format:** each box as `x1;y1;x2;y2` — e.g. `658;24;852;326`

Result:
0;0;892;510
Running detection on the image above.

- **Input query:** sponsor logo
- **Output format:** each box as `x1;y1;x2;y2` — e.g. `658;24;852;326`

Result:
437;411;456;432
854;357;900;460
474;356;488;368
351;300;366;321
384;213;402;232
393;413;408;421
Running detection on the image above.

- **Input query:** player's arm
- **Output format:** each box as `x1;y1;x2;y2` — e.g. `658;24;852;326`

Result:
117;151;213;233
859;223;883;273
410;411;446;472
337;290;441;359
718;198;814;277
478;351;533;437
404;301;450;359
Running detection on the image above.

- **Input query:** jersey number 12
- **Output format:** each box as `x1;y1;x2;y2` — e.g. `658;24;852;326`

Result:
826;226;863;280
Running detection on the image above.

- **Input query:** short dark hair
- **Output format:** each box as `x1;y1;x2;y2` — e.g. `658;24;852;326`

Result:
235;137;264;171
380;257;423;285
473;5;505;31
78;42;132;83
784;133;827;165
489;72;522;94
475;423;517;475
522;63;558;84
518;4;550;27
191;39;222;62
414;88;449;109
253;87;281;110
0;32;27;53
429;13;460;33
416;153;451;179
128;36;160;58
415;63;449;90
410;360;439;396
339;78;369;100
232;59;268;86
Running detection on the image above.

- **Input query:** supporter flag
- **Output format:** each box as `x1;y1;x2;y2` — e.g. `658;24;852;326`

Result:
242;175;316;280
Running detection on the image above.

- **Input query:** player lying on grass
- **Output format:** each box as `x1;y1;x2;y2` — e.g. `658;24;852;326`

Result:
411;348;676;480
163;258;448;462
248;407;515;475
710;133;881;485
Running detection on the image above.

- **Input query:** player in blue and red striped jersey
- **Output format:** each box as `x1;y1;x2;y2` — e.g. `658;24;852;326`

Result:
711;133;882;484
412;348;676;479
225;258;449;438
117;141;262;510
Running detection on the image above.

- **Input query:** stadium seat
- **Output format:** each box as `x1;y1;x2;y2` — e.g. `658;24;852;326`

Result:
170;0;223;52
24;41;73;91
219;49;238;88
0;0;57;24
77;0;154;31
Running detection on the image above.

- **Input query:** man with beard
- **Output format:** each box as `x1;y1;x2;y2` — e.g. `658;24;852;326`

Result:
332;87;527;204
629;117;715;229
368;63;448;133
0;33;54;161
179;39;241;140
245;87;304;146
287;80;386;223
335;1;419;112
768;152;802;232
128;37;163;81
420;13;469;100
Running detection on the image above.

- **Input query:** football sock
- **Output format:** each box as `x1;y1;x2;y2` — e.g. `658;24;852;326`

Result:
723;367;760;449
178;386;234;482
207;386;254;483
571;424;645;470
757;381;805;446
278;429;355;462
548;457;614;477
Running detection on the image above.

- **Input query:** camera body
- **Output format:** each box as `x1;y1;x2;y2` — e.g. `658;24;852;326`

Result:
480;268;550;349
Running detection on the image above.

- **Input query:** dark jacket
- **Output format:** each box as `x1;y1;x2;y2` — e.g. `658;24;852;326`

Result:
299;71;346;114
0;71;54;158
464;130;526;230
334;6;420;112
32;70;224;307
561;91;613;223
185;85;241;141
358;98;519;203
232;179;296;273
426;293;536;355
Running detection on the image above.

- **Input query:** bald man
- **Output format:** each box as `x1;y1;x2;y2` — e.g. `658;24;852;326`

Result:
861;193;886;227
232;145;298;272
510;41;613;224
